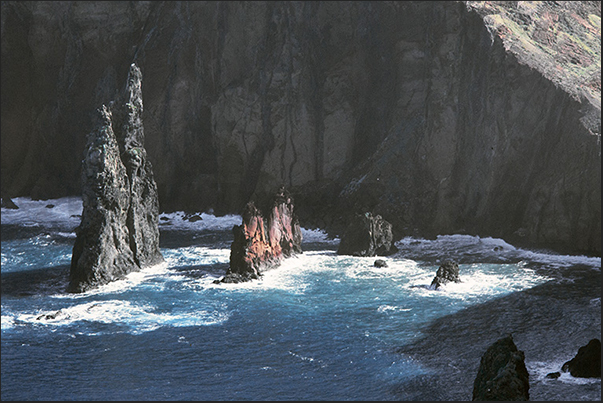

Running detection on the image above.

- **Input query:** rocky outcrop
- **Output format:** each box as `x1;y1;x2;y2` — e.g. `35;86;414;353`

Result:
337;212;398;257
1;196;18;209
374;259;388;268
430;260;462;290
472;334;530;401
68;63;163;293
218;187;302;283
561;338;601;378
1;1;600;255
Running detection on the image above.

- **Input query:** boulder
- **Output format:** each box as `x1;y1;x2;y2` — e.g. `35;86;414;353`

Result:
374;259;388;268
561;338;601;378
472;334;530;401
217;187;302;283
430;260;461;290
337;212;398;257
68;63;163;293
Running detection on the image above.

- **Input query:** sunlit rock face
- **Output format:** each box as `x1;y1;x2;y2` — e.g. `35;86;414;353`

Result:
220;187;302;283
1;1;600;255
68;64;163;293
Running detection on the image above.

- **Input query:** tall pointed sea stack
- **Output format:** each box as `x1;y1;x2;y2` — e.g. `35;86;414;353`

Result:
68;63;163;293
219;187;303;283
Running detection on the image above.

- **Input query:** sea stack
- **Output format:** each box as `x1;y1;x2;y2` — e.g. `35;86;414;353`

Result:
218;187;302;283
337;212;398;257
68;63;163;293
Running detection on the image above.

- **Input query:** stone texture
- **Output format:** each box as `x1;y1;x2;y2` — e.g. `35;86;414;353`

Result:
68;105;139;293
337;212;398;257
68;64;163;293
430;260;462;290
1;1;600;255
472;334;530;401
561;338;601;378
219;187;302;283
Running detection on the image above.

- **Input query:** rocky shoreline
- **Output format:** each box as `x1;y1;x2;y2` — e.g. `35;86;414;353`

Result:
396;264;601;401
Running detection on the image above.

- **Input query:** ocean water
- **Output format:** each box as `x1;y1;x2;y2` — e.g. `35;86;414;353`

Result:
1;197;600;401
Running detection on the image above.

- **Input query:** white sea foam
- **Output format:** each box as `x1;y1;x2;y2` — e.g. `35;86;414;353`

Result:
1;196;82;229
395;234;601;270
15;299;229;335
52;261;173;299
158;211;242;231
300;227;339;244
1;314;15;331
404;262;549;301
163;246;231;268
527;360;602;385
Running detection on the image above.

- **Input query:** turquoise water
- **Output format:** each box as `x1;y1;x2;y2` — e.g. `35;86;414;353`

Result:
1;197;600;400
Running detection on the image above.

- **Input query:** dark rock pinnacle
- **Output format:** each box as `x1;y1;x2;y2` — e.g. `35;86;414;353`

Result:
68;63;163;293
337;212;398;257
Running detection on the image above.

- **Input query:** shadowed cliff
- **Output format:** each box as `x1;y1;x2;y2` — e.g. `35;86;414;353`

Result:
1;1;600;254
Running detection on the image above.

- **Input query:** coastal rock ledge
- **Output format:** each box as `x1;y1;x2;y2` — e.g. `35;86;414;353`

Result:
68;63;163;293
217;187;302;284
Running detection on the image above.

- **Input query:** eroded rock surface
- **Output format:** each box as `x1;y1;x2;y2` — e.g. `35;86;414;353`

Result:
1;1;600;255
219;187;302;283
337;212;398;257
472;334;530;401
430;260;462;290
68;64;162;293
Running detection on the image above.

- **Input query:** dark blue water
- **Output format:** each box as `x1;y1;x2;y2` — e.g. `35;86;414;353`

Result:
2;197;600;400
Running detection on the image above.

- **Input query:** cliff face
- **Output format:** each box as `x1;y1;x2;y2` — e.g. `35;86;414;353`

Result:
1;1;600;254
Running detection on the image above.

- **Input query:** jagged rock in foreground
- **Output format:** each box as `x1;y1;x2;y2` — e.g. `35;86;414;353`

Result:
561;338;601;378
68;64;163;293
218;187;302;284
472;334;530;401
430;260;462;290
337;212;398;257
112;64;164;269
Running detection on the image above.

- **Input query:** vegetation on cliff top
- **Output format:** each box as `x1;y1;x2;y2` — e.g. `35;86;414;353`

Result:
466;1;601;116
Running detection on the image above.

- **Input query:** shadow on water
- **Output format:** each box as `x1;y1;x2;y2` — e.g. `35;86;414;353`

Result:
159;228;233;249
391;264;601;401
1;265;71;297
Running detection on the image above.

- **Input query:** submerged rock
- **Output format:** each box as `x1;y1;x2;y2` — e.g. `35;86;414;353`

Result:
430;260;462;290
374;259;388;268
561;338;601;378
337;212;398;257
472;334;530;401
68;63;163;293
217;187;302;284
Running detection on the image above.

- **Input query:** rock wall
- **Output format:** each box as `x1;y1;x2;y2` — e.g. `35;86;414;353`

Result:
1;1;600;254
